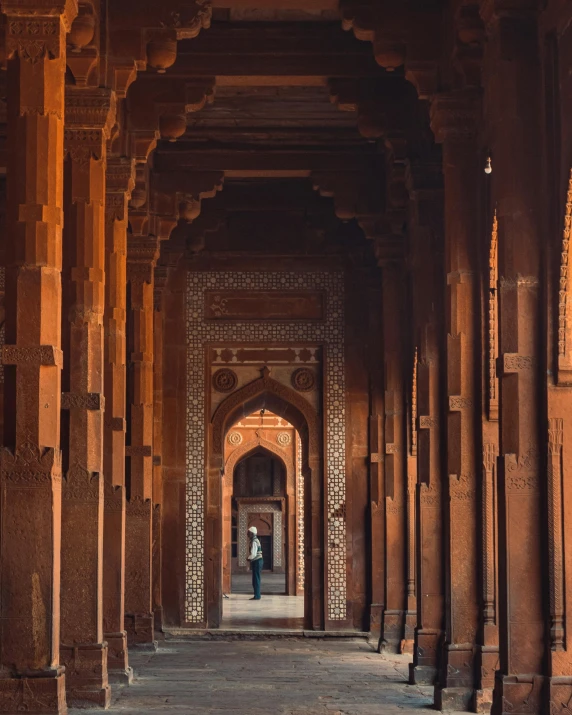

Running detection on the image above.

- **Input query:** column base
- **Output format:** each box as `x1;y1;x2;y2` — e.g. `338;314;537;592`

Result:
435;686;474;711
380;609;405;653
492;674;543;715
0;669;66;714
105;632;133;684
475;643;498;712
369;602;383;648
409;628;441;684
435;644;475;711
547;676;572;715
409;663;438;686
154;607;165;640
60;643;111;709
403;609;417;643
125;613;156;649
474;688;494;713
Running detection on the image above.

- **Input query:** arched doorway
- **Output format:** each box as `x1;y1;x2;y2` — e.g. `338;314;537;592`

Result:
207;373;323;630
222;416;305;604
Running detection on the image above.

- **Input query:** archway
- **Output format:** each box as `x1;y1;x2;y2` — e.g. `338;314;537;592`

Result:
223;435;300;598
207;373;323;630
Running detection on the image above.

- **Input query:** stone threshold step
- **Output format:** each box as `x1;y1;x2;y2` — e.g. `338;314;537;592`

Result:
164;628;370;640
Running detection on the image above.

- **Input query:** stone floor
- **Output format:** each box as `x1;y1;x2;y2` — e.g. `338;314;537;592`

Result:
230;572;287;595
85;638;451;715
221;592;305;630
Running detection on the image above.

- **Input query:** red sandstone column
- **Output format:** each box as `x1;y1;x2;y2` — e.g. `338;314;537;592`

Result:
103;158;134;683
407;162;445;686
404;346;418;655
430;92;481;711
367;276;385;645
475;209;500;711
380;263;408;653
125;239;158;649
59;86;115;709
0;3;76;712
481;3;547;713
152;289;165;633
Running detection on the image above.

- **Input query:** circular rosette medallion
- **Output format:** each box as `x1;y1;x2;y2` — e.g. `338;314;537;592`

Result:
212;368;238;393
227;431;243;446
291;367;315;392
277;432;291;446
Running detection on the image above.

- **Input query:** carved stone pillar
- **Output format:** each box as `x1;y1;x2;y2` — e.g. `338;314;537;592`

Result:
407;161;445;687
366;277;384;645
125;239;158;649
430;92;481;711
103;158;134;683
481;4;548;713
404;347;418;655
0;3;77;712
380;263;408;653
152;276;166;633
476;214;500;712
59;86;115;709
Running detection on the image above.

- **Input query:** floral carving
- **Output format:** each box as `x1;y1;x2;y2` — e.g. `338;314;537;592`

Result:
3;344;63;367
227;431;242;446
61;391;104;410
125;495;152;519
63;463;101;502
6;18;62;64
212;368;238;393
125;445;152;457
1;440;62;487
448;396;473;410
277;432;291;446
291;367;315;392
503;354;536;372
419;415;437;429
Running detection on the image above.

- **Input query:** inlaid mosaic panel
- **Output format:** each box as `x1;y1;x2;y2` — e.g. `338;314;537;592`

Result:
186;271;346;622
297;436;305;592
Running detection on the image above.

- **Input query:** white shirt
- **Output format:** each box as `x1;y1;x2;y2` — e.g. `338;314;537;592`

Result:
248;537;260;561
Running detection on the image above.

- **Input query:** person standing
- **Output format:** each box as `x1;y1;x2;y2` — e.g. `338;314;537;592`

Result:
247;526;263;600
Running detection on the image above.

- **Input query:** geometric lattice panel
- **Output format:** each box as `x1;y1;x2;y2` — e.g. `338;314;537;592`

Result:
185;271;346;622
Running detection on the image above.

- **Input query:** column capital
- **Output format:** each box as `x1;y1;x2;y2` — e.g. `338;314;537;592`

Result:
1;0;77;22
64;87;116;166
430;90;482;144
127;236;159;284
65;87;116;132
106;157;136;224
2;0;78;60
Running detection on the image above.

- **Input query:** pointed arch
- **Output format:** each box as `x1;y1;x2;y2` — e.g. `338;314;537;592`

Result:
225;437;294;486
206;375;324;631
211;375;320;461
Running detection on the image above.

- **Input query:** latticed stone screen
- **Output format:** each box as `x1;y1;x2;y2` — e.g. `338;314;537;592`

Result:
185;271;346;622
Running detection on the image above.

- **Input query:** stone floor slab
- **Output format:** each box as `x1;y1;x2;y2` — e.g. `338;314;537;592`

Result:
69;639;466;715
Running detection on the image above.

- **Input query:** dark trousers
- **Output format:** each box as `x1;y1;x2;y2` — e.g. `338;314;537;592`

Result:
251;558;263;599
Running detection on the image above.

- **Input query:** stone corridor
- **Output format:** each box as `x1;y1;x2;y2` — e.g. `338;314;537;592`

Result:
77;639;444;715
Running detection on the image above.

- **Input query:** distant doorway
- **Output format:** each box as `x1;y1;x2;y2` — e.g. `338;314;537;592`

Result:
221;409;305;630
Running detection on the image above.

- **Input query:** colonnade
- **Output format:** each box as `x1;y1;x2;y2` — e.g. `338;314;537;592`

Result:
0;1;570;714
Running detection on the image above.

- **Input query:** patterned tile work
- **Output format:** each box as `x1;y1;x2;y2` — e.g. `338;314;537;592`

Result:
297;436;305;592
186;271;346;622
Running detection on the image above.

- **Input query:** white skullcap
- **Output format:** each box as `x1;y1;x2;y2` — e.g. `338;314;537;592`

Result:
248;526;257;535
